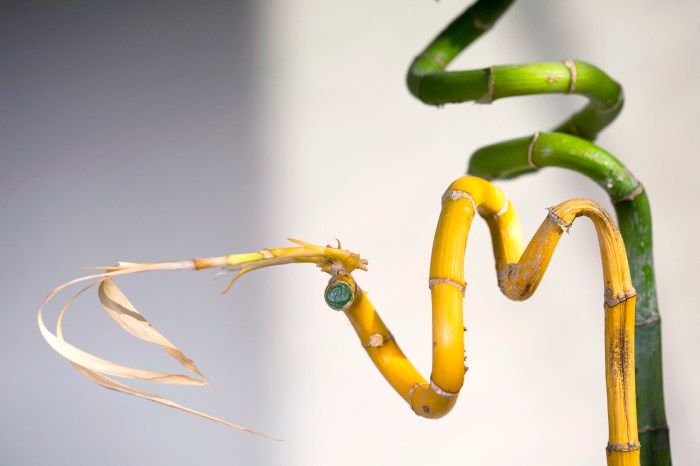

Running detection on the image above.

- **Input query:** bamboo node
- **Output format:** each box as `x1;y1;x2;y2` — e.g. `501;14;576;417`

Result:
467;8;491;31
635;314;661;328
546;208;572;233
442;189;477;213
606;441;641;453
408;382;429;409
492;191;509;219
638;423;668;434
363;333;393;348
477;65;495;104
594;88;625;114
527;132;541;169
261;249;274;259
417;52;446;70
564;59;577;93
430;378;459;399
318;259;348;276
568;121;581;137
429;278;467;296
612;183;644;204
604;288;637;307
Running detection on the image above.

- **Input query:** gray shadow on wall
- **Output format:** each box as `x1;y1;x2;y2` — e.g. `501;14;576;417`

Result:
0;1;274;464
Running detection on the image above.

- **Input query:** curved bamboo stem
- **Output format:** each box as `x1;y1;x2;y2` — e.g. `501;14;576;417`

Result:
407;1;622;140
466;80;668;466
338;176;639;465
408;1;669;463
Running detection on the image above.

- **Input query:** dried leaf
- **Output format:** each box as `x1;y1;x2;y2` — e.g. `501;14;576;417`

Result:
73;364;279;440
98;278;204;377
39;280;205;385
38;262;278;438
220;257;299;294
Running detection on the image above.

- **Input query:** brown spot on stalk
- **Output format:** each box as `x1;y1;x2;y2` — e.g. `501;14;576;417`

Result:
609;325;632;391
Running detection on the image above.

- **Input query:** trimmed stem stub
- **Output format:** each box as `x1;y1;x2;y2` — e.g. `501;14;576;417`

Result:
325;276;357;311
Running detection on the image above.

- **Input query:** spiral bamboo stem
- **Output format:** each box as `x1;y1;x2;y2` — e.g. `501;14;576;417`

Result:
408;1;669;463
324;176;637;465
38;2;668;464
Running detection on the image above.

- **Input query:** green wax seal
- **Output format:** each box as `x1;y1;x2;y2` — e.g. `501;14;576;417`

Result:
324;281;353;311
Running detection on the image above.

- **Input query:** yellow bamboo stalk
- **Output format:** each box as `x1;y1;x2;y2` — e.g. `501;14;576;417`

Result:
337;176;639;465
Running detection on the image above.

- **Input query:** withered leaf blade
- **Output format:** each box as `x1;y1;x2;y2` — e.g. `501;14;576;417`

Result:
98;278;205;377
220;257;299;294
74;363;280;440
38;258;281;438
38;282;205;385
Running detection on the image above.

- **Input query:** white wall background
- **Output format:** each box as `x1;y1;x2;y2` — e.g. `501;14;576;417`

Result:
2;1;698;465
261;1;700;465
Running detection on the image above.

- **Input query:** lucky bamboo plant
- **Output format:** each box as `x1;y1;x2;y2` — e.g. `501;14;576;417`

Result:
407;1;669;464
39;1;669;465
39;178;641;465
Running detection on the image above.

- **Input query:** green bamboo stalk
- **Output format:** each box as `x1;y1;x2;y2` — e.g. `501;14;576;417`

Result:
468;134;669;466
408;2;623;140
407;1;671;464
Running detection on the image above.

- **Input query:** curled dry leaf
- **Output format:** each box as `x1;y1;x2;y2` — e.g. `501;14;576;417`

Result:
38;264;278;439
75;365;278;439
98;278;205;377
